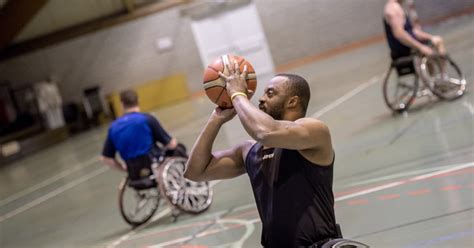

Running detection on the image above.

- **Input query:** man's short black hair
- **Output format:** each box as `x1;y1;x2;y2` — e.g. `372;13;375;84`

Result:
120;89;138;108
276;73;310;114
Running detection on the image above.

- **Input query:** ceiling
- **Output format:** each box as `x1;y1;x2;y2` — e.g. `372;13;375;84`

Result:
0;0;188;60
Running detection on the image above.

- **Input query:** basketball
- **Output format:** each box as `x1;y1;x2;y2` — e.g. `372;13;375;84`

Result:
203;54;257;108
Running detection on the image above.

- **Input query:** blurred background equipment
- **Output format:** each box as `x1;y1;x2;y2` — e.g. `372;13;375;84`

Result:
34;76;65;129
83;86;110;126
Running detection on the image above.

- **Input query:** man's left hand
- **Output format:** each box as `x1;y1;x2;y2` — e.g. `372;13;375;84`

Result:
218;59;249;96
431;36;442;46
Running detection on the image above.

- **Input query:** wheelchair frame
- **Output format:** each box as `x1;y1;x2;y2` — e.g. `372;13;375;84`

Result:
382;54;466;113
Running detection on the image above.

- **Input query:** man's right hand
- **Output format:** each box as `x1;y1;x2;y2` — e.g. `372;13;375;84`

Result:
419;45;434;57
211;107;236;124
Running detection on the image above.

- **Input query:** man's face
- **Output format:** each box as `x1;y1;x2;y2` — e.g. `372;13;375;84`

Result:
258;76;288;120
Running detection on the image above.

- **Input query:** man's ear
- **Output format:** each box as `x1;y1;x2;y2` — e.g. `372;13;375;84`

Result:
287;96;299;109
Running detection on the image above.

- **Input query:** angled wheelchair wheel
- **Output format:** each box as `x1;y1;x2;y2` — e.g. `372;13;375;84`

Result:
321;238;370;248
157;157;213;214
118;177;160;227
419;55;466;100
382;65;419;112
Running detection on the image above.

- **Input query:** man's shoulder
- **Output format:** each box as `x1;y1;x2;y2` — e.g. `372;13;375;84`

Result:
239;140;257;161
295;117;328;130
384;1;403;16
140;113;160;123
110;112;148;128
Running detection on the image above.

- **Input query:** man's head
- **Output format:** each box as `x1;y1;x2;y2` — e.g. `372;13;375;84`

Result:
120;89;139;109
258;74;310;120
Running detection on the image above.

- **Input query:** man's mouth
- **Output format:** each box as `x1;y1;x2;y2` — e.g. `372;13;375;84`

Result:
259;104;265;111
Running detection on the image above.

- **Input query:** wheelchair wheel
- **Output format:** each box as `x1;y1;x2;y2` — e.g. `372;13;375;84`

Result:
157;157;213;214
382;65;419;112
321;238;370;248
118;177;160;226
419;55;466;100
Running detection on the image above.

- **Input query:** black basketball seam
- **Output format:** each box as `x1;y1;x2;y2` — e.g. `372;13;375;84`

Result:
215;85;227;106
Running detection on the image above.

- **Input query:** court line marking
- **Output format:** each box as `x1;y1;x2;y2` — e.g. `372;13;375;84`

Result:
106;208;171;248
335;161;474;201
125;203;257;242
147;219;256;248
311;75;380;118
0;156;99;207
343;163;464;188
106;180;222;248
143;161;474;247
0;166;108;223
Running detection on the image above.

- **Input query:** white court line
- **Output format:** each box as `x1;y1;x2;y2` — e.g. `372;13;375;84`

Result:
148;219;256;248
145;161;474;248
312;75;380;118
106;208;171;248
343;163;460;187
0;157;99;207
335;161;474;201
106;180;223;248
0;166;108;223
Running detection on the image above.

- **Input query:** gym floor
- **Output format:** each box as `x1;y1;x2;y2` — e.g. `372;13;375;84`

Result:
1;15;473;248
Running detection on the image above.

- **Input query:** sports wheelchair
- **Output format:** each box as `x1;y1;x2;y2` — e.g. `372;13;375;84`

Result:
313;224;369;248
117;144;213;226
382;53;466;113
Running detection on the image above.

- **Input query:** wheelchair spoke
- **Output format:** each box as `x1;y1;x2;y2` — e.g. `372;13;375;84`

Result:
394;88;412;104
159;157;213;214
397;81;415;90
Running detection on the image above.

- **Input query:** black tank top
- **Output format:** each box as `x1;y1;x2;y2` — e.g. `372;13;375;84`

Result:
383;12;416;59
245;143;337;247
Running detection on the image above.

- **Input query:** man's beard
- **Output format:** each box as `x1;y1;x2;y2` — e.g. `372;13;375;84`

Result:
263;101;285;120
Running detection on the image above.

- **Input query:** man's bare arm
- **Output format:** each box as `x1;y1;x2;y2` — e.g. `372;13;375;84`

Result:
100;156;127;172
412;27;433;42
231;96;331;151
184;109;250;182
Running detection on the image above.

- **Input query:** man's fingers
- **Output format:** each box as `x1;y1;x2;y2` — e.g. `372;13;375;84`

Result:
248;89;254;98
234;60;240;75
227;58;235;74
242;65;248;79
218;71;228;80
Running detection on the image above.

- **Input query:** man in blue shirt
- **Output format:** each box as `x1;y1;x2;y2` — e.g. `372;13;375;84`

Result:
101;89;177;177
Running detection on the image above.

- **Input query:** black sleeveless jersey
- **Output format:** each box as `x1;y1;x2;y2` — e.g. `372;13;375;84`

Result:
383;12;417;59
245;143;337;247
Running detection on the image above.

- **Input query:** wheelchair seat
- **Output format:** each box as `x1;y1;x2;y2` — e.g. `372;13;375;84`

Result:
127;177;157;190
125;154;158;190
391;55;416;76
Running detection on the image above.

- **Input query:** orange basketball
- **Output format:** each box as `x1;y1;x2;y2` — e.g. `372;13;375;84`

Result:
203;54;257;108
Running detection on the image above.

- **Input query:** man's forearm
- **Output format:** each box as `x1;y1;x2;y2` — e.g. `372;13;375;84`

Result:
413;28;432;42
184;118;222;180
232;96;278;142
394;29;425;51
101;156;126;172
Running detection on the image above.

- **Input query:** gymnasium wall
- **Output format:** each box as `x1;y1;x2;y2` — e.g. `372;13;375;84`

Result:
0;0;472;104
254;0;474;66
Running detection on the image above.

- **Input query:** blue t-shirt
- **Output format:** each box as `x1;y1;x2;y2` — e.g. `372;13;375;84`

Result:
102;112;171;160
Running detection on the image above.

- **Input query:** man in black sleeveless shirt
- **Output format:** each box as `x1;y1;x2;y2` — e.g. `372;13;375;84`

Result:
383;0;446;59
185;59;338;247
